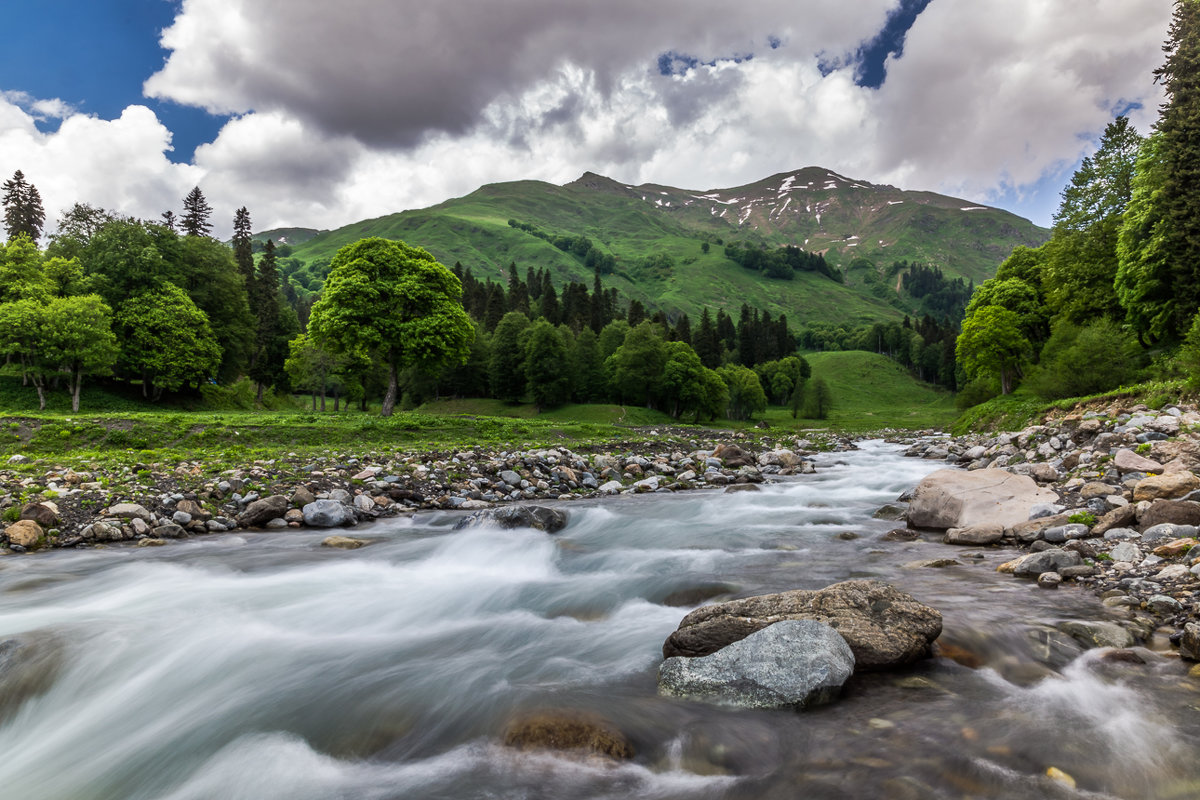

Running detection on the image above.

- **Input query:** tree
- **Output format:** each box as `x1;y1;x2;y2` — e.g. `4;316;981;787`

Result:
802;377;834;419
524;319;570;408
489;311;531;402
1150;0;1200;333
50;203;113;251
1041;117;1142;323
1116;133;1175;342
232;207;255;284
0;236;50;303
607;321;667;407
2;170;45;242
180;186;213;237
694;307;722;368
161;210;178;232
309;238;473;416
965;277;1047;345
0;300;49;408
569;327;606;402
717;364;767;421
40;295;119;411
116;283;222;399
285;332;355;411
249;239;284;398
1026;319;1141;400
955;305;1032;395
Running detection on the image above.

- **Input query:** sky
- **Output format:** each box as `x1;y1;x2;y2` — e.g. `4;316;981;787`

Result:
0;0;1176;240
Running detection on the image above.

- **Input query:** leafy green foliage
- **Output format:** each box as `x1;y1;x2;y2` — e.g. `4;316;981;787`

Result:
607;321;667;407
308;237;474;416
2;170;45;242
717;364;767;421
1068;511;1097;527
524;320;570;408
116;284;222;399
489;312;531;402
956;306;1031;395
1025;319;1143;399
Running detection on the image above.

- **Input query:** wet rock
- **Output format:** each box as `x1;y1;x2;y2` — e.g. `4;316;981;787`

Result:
903;558;960;569
1058;620;1136;649
502;711;633;760
1011;548;1084;577
238;495;289;527
19;502;58;528
0;631;64;723
1037;572;1062;589
712;443;754;468
151;523;186;539
882;528;920;542
873;504;907;521
453;505;568;533
944;523;1003;545
661;579;942;671
725;483;760;493
1179;623;1200;661
907;469;1058;530
658;620;854;710
302;499;355;528
291;485;315;507
321;535;366;549
4;519;43;549
137;538;166;547
660;584;737;607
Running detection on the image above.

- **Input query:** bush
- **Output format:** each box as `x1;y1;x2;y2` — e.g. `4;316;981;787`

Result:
1068;511;1097;527
199;377;258;410
956;376;1000;410
1026;319;1143;400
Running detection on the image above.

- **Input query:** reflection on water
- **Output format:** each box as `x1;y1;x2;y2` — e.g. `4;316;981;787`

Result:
0;441;1197;799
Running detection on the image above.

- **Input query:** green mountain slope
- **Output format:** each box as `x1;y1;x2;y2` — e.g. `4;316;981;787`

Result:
281;167;1048;326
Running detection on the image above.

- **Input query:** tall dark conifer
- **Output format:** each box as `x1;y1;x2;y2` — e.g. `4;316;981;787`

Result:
249;239;282;399
2;170;46;241
181;187;214;237
696;307;722;368
232;207;255;284
161;210;178;232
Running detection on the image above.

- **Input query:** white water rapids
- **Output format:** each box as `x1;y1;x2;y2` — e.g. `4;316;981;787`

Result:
1;441;1198;799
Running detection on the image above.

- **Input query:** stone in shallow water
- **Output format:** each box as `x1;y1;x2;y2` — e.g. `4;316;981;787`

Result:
658;619;854;710
452;505;567;533
503;711;633;760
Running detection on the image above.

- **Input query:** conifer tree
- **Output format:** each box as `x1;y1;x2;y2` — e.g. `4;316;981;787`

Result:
2;170;46;242
249;239;282;398
1154;0;1200;332
695;307;722;368
161;210;178;232
232;207;255;284
181;186;214;237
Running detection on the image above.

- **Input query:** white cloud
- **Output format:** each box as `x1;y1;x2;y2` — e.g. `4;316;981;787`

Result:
0;0;1178;238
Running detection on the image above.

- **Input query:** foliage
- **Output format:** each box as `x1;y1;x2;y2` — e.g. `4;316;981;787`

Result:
524;320;570;408
2;170;45;242
489;311;531;402
116;283;222;399
956;306;1032;395
607;321;667;407
308;237;474;416
802;377;834;419
1067;511;1097;527
181;186;214;237
1025;318;1143;399
717;364;767;421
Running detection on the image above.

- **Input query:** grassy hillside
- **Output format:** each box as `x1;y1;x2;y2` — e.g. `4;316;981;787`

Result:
800;350;957;430
279;167;1047;327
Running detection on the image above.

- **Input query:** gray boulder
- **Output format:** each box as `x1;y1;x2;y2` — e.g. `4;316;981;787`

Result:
238;495;289;527
1012;548;1084;577
453;504;568;533
1059;620;1135;650
661;579;941;671
907;469;1058;530
658;620;854;710
302;499;355;528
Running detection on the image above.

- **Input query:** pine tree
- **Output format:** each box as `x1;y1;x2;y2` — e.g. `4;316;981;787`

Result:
161;210;178;232
1154;0;1200;333
180;186;213;237
232;207;254;284
627;299;646;326
695;307;722;368
2;170;46;242
674;312;692;346
590;267;606;332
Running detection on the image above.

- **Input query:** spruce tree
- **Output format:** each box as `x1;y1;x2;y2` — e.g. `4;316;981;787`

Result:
249;239;282;398
161;210;178;232
1154;0;1200;333
695;307;722;368
180;186;214;237
232;207;255;284
2;170;46;242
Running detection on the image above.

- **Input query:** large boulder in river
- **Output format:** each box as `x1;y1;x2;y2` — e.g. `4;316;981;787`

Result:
907;469;1058;530
661;579;941;671
0;631;64;724
4;519;43;549
238;495;289;527
453;505;568;533
658;620;854;710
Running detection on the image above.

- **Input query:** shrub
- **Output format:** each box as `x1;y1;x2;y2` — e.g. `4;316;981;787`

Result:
1026;319;1143;400
1068;511;1097;527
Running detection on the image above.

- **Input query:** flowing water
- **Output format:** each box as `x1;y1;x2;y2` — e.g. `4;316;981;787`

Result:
2;441;1200;799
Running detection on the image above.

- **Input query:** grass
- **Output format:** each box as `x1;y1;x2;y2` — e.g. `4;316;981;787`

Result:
801;351;958;431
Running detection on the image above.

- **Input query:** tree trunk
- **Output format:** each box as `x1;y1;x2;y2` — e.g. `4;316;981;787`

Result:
320;386;326;412
256;382;264;403
311;391;317;411
35;382;45;411
334;388;340;412
72;369;81;413
381;358;399;417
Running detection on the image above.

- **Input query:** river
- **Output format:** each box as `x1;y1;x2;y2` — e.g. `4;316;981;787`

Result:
1;440;1198;799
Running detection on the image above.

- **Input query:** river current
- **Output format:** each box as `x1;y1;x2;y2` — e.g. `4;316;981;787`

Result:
2;441;1199;799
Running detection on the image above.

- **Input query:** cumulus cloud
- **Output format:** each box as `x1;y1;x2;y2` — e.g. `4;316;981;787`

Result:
0;1;1177;238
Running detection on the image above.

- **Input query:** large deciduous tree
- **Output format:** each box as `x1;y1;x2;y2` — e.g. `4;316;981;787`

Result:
2;170;45;242
524;319;570;409
956;305;1032;395
308;237;473;417
41;295;119;411
116;283;222;399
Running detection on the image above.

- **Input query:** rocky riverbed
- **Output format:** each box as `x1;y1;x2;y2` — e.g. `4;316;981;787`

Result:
900;400;1200;664
0;429;856;553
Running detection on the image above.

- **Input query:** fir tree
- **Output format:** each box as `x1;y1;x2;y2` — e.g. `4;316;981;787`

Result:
2;170;46;242
232;207;255;284
181;186;214;237
249;239;283;398
695;307;722;368
161;210;178;232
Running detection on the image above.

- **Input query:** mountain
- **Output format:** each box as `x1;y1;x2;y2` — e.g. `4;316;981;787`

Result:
279;167;1048;327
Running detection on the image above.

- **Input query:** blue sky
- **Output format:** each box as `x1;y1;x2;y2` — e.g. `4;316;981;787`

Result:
0;0;1173;236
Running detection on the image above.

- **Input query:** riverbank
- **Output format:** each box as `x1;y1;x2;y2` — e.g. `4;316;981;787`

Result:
901;399;1200;659
0;426;886;553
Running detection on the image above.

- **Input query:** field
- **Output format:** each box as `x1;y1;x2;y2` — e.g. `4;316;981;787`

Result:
0;352;956;470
